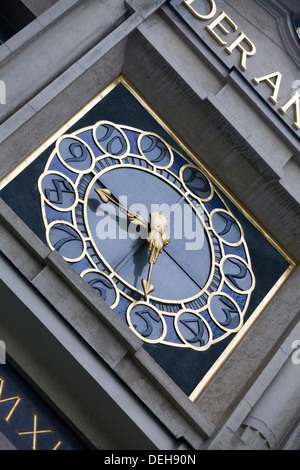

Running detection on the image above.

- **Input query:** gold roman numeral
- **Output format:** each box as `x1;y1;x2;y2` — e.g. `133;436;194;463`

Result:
0;377;22;423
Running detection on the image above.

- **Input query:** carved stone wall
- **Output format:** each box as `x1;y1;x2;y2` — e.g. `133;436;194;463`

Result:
0;0;299;450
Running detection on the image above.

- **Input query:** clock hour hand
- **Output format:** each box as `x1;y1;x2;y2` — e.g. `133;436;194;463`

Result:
142;212;170;297
95;187;149;230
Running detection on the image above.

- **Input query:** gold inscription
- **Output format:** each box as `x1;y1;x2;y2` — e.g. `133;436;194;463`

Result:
52;440;63;450
0;376;66;450
183;0;217;20
183;0;299;130
17;411;53;450
206;11;238;46
0;378;21;423
279;92;300;130
252;72;283;104
225;32;256;71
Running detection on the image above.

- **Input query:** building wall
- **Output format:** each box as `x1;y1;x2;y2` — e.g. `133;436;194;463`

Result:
0;0;299;450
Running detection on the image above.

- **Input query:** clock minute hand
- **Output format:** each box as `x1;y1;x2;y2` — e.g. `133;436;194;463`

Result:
95;187;148;229
142;212;170;297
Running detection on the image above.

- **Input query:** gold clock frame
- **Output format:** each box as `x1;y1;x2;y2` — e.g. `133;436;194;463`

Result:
0;75;297;402
38;120;255;352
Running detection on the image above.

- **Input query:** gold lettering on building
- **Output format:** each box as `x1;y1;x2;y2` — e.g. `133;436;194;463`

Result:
0;376;68;449
252;72;283;104
225;32;256;71
206;11;238;46
52;440;63;450
183;0;299;130
0;378;21;423
279;92;300;130
17;411;53;450
183;0;217;20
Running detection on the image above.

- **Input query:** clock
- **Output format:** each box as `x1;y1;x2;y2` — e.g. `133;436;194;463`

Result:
38;120;255;351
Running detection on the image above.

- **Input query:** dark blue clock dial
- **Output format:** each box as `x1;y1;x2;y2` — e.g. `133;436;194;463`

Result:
39;121;255;351
86;165;212;302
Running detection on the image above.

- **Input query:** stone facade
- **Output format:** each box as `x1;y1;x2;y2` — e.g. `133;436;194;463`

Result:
0;0;299;450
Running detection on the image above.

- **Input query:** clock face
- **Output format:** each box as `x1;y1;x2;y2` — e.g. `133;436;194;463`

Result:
38;121;255;351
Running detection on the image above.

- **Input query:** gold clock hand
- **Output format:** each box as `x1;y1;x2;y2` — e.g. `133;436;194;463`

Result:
96;188;170;298
142;212;170;298
95;187;149;229
142;262;155;297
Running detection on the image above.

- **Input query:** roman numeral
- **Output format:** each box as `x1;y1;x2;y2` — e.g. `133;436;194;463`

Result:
0;378;22;423
17;412;54;450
